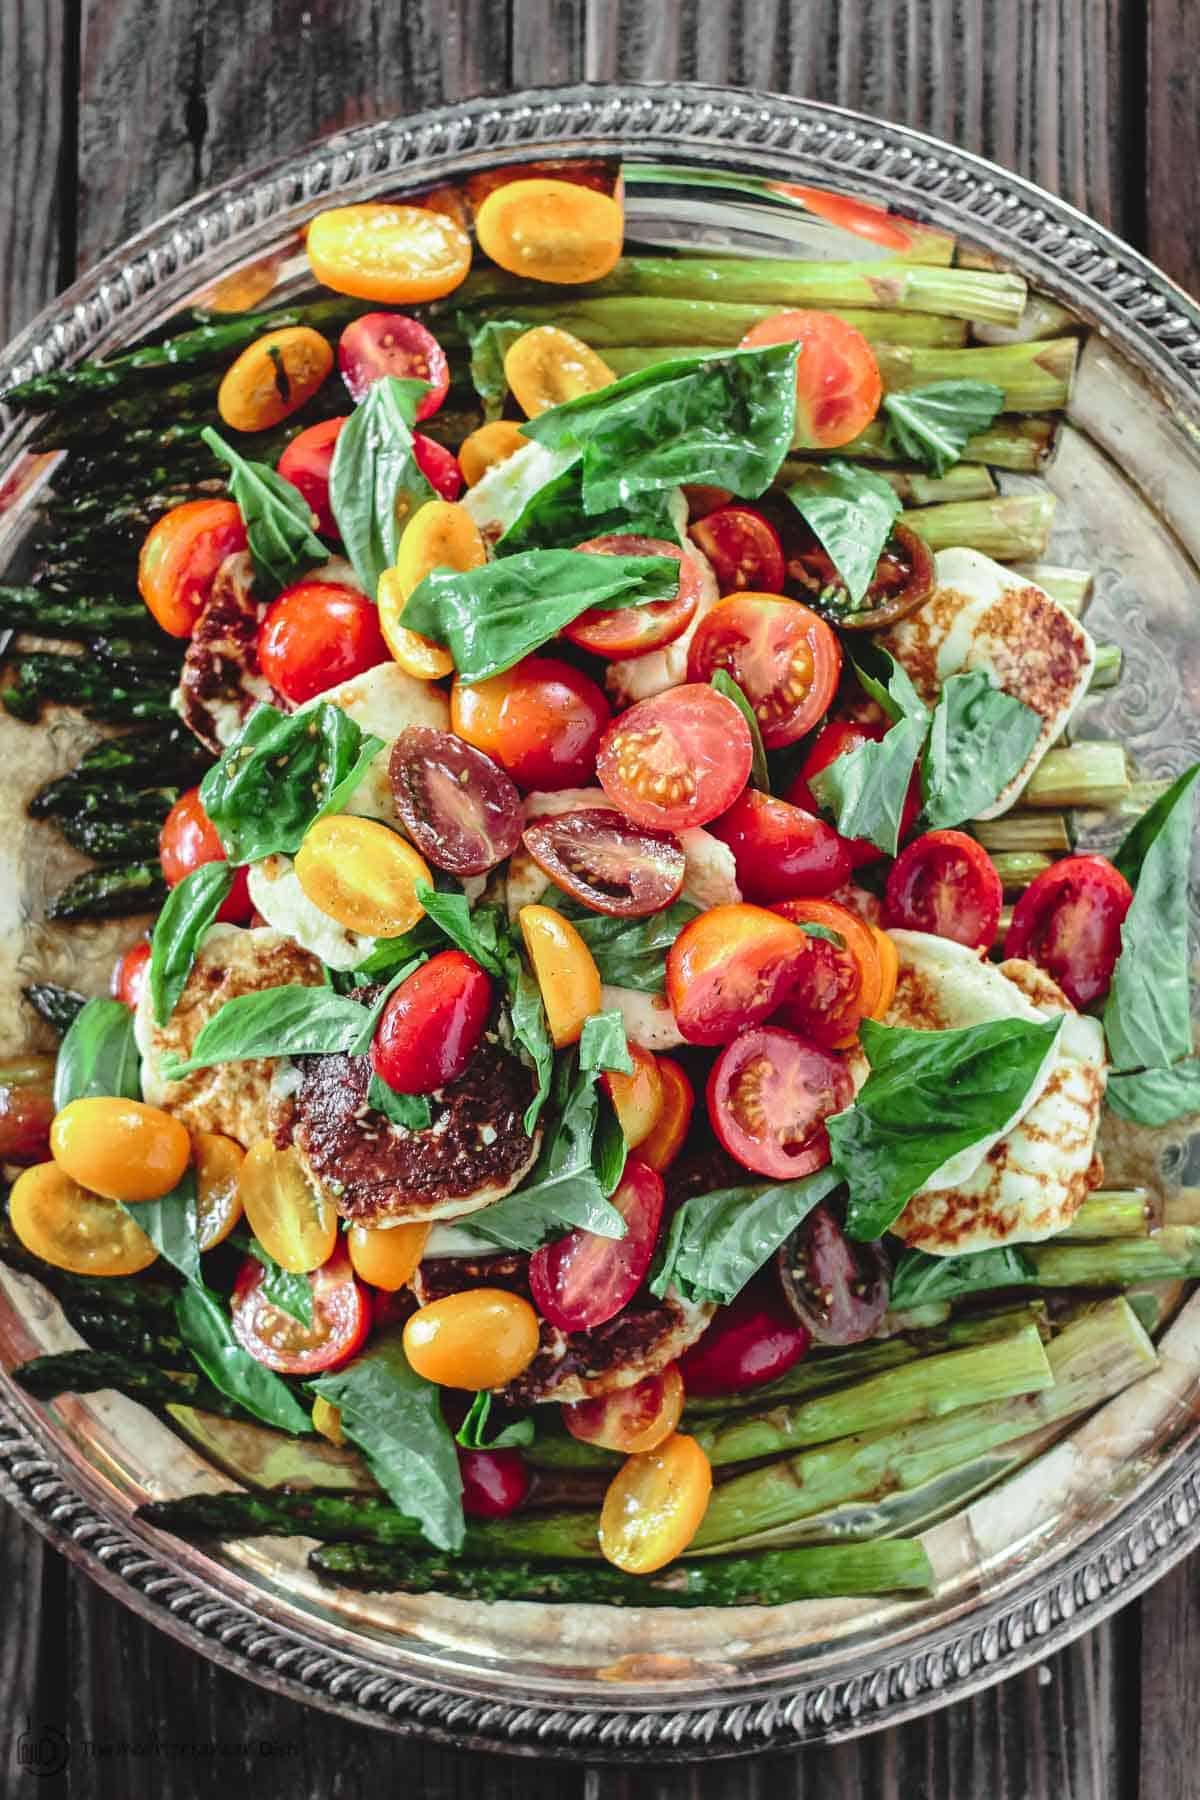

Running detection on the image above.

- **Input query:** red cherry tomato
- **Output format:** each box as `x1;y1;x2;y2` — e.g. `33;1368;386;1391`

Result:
780;186;917;253
257;579;390;705
112;939;152;1009
276;416;346;537
563;535;701;659
451;655;610;792
707;1026;852;1180
561;1366;684;1453
137;498;248;638
338;312;450;417
739;310;882;449
771;897;884;1047
159;788;252;924
370;951;493;1095
885;829;1004;951
529;1157;665;1333
688;505;785;595
788;718;922;867
666;903;807;1045
458;1446;531;1519
231;1240;369;1375
679;1277;811;1396
1004;854;1134;1007
522;809;685;918
707;788;851;904
413;432;463;500
388;725;522;876
685;592;841;749
596;684;752;832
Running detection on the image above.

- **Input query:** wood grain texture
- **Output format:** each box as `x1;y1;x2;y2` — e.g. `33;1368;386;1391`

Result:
1146;0;1200;295
0;0;70;343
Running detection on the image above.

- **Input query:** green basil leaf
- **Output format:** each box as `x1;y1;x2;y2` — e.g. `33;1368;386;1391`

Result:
367;1072;433;1131
329;376;434;597
502;948;555;1136
351;917;448;981
650;1167;841;1306
882;380;1005;478
312;1329;464;1551
119;1167;202;1287
830;1013;1064;1241
578;1008;634;1076
244;1236;315;1329
464;316;527;420
53;998;141;1110
538;894;701;994
176;1282;312;1434
496;456;681;557
889;1243;1036;1309
808;645;929;857
1106;1059;1200;1126
400;549;681;685
799;922;844;947
710;670;770;792
852;639;927;725
200;426;326;587
1104;764;1200;1073
199;702;384;866
920;669;1042;830
162;984;370;1077
453;1389;535;1450
412;884;507;976
786;460;904;606
149;862;236;1027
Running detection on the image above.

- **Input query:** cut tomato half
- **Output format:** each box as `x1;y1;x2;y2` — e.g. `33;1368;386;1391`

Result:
685;592;841;749
596;684;752;832
707;1026;853;1180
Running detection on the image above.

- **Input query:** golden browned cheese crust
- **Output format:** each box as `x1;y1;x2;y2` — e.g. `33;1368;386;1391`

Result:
176;551;277;752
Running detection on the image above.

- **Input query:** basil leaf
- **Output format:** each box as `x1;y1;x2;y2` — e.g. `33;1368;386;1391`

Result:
539;894;701;994
199;703;384;866
149;862;236;1027
200;426;326;588
496;456;681;557
351;917;447;981
786;461;904;606
53;999;141;1110
853;639;927;725
889;1244;1036;1310
830;1014;1064;1241
1104;764;1200;1073
799;922;844;948
162;984;369;1077
454;1390;535;1450
400;549;681;685
245;1236;315;1329
367;1072;432;1131
413;884;507;976
176;1283;312;1434
119;1167;202;1287
920;670;1042;830
710;670;770;792
329;376;434;597
312;1330;464;1552
1106;1059;1200;1126
650;1167;841;1306
502;949;555;1136
808;645;929;857
579;1008;633;1076
882;380;1005;477
464;316;526;420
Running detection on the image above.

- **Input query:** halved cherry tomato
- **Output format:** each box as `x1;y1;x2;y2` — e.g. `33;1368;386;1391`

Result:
0;1058;55;1165
412;431;464;500
231;1239;369;1375
306;203;472;303
596;684;752;832
1004;854;1133;1008
159;787;253;925
870;924;899;1016
257;579;390;705
388;725;522;875
685;592;841;749
784;520;934;630
776;1203;890;1345
563;534;701;660
505;325;615;417
459;1447;531;1518
459;420;528;487
772;896;885;1043
452;654;610;791
666;903;807;1045
637;1059;695;1174
779;185;917;253
518;904;602;1049
563;1365;684;1454
707;1027;852;1180
338;312;449;416
475;178;624;285
679;1277;811;1395
531;1158;664;1333
521;808;685;918
347;1221;431;1292
688;505;785;595
296;814;431;938
238;1138;338;1274
218;326;333;433
599;1432;711;1573
138;498;247;638
404;1288;541;1389
277;417;346;537
112;939;152;1009
884;829;1003;951
378;500;485;679
370;951;493;1095
788;718;923;866
7;1161;158;1277
740;310;882;449
601;1045;664;1150
192;1131;244;1251
707;788;851;904
50;1096;191;1203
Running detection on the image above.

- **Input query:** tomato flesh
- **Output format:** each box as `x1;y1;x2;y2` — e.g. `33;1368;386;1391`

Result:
707;788;851;904
785;521;934;629
771;897;884;1046
666;903;808;1045
277;416;346;537
412;431;463;500
338;313;449;416
884;829;1003;951
679;1278;811;1395
688;505;785;596
596;684;752;832
452;655;610;792
740;310;882;449
707;1026;852;1180
370;950;493;1095
388;725;522;876
231;1240;369;1375
788;718;922;867
522;808;685;918
776;1204;891;1345
112;939;152;1009
138;498;248;638
1004;854;1133;1007
685;592;841;749
159;788;252;924
562;1365;685;1454
564;535;701;659
459;1447;531;1518
0;1059;55;1165
529;1157;664;1333
257;579;390;705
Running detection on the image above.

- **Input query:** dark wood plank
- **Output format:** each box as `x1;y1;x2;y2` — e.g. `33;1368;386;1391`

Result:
0;0;70;343
1146;0;1200;296
1138;1558;1200;1800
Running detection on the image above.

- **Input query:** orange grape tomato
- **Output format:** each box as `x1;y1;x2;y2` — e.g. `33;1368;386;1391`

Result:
191;1131;245;1251
311;1395;346;1446
196;253;284;314
403;1288;542;1389
451;655;610;792
346;1221;431;1291
601;1045;664;1149
8;1162;158;1277
237;1139;337;1274
137;498;247;638
869;925;899;1018
563;1365;685;1455
637;1058;695;1173
306;203;472;303
665;903;808;1045
294;814;431;938
49;1097;191;1204
598;1433;713;1573
739;310;882;449
377;499;485;678
459;420;528;487
217;326;334;433
475;178;623;285
517;905;602;1048
773;897;883;1023
504;325;615;417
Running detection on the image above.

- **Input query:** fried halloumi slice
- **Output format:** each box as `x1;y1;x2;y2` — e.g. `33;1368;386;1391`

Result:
301;660;449;825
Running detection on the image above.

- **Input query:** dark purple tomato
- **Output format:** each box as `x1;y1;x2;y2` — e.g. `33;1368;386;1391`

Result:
521;809;686;918
388;725;522;877
775;1203;890;1346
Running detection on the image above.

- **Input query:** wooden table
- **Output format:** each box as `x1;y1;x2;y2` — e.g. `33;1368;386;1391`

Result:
2;4;1198;1794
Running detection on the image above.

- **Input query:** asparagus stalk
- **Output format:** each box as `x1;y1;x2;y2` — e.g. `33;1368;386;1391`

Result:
971;813;1074;853
971;295;1080;345
1008;563;1093;614
59;721;210;784
0;585;153;640
778;459;996;507
903;491;1056;560
794;414;1056;472
19;982;86;1036
32;779;180;823
13;1350;243;1419
1089;643;1123;691
1;654;175;724
48;861;168;921
1022;742;1131;809
988;851;1055;894
873;338;1078;410
1027;1229;1200;1287
493;297;969;349
56;812;164;861
1062;1190;1154;1240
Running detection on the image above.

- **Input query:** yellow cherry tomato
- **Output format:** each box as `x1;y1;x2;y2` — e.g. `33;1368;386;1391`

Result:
295;814;431;938
197;254;284;314
346;1220;430;1291
192;1131;245;1251
869;925;899;1019
377;500;486;678
563;1365;685;1455
403;1289;541;1390
459;420;528;487
475;178;624;285
237;1139;337;1274
601;1044;664;1149
8;1161;158;1277
599;1432;713;1573
217;326;333;432
638;1058;695;1174
504;325;615;419
311;1396;346;1447
518;904;602;1049
50;1097;191;1204
306;203;472;303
